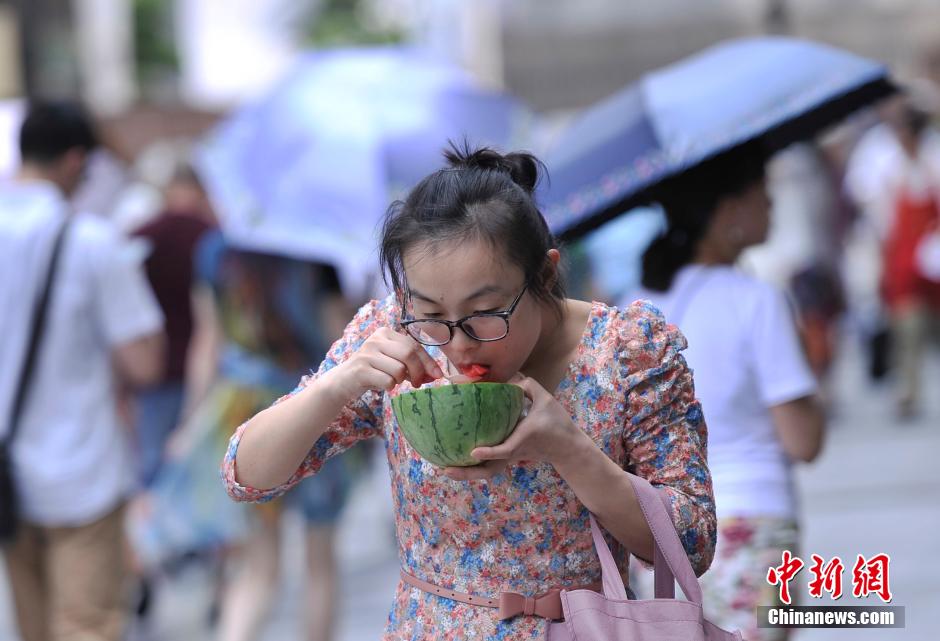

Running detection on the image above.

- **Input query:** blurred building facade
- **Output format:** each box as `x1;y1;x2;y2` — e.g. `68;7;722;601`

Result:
2;0;940;155
2;2;939;107
0;1;19;98
4;1;940;111
501;0;940;111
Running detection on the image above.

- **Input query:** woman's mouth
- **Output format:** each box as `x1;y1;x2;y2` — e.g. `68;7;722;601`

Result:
457;363;490;380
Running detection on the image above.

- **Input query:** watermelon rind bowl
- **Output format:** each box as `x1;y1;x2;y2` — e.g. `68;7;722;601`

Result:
391;382;524;467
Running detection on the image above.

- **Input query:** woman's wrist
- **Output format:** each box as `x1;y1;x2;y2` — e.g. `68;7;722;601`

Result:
548;424;597;472
318;362;364;405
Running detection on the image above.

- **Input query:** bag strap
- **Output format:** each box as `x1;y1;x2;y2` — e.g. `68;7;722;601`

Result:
588;515;629;600
588;473;703;604
2;217;70;447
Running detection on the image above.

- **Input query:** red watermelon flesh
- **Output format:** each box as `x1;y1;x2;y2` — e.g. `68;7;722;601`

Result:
459;363;490;379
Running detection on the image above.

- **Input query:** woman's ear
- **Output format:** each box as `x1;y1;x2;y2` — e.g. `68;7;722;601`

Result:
395;287;409;310
543;249;561;288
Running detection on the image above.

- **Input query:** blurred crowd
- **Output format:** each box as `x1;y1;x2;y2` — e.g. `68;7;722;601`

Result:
574;88;940;420
1;39;940;641
0;101;376;641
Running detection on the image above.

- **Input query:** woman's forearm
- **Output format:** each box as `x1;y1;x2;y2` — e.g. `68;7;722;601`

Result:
552;431;655;564
233;368;352;490
771;395;825;463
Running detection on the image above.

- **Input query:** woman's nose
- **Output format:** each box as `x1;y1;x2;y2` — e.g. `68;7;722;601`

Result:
449;325;479;356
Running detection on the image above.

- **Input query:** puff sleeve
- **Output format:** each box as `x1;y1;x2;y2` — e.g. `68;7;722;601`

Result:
618;300;717;577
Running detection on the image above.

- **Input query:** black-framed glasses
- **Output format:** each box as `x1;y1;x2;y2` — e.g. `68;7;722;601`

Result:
401;285;528;346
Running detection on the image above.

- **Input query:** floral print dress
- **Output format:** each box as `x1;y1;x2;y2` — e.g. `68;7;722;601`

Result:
222;295;716;640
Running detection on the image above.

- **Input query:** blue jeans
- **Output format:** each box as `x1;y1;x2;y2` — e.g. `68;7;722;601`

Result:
282;455;351;524
134;382;185;488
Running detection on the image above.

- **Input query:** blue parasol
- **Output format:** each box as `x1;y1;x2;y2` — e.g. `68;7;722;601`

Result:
539;36;895;241
196;47;529;299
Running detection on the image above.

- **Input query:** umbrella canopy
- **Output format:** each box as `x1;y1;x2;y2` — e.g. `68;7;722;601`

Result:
196;47;529;299
539;36;895;241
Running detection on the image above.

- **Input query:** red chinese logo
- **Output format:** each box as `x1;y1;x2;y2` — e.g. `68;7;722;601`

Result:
808;554;845;599
766;550;804;605
767;552;893;604
851;553;892;603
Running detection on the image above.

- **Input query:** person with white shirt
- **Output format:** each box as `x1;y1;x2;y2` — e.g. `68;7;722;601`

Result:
845;96;940;418
628;143;826;641
0;102;165;641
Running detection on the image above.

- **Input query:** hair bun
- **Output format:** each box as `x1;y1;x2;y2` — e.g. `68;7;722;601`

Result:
443;141;541;195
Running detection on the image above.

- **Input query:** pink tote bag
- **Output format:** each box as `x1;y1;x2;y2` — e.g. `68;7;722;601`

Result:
547;474;744;640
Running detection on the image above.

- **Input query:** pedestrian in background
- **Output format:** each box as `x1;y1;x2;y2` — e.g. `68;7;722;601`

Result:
846;97;940;418
131;161;216;488
0;101;165;641
741;143;850;389
123;159;217;633
183;227;354;641
633;143;826;641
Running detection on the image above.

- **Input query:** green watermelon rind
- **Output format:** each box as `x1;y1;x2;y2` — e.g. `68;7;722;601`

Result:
391;382;524;467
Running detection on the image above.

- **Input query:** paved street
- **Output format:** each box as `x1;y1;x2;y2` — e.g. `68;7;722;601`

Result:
2;334;937;641
791;334;940;641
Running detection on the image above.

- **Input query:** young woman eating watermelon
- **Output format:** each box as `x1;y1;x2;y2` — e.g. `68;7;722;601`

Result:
222;144;716;640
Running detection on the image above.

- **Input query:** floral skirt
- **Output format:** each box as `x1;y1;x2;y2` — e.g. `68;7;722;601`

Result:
632;516;799;641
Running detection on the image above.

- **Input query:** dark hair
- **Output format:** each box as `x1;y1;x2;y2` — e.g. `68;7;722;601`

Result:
19;101;99;164
380;142;565;316
169;162;204;189
899;104;930;137
641;142;767;291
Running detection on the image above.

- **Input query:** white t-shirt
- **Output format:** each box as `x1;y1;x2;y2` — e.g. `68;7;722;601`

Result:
844;124;940;241
0;181;164;526
630;264;817;519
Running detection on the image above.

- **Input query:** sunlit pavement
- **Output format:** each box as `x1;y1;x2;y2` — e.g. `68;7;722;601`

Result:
792;332;939;641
